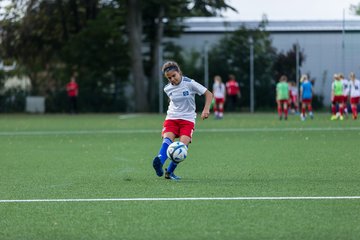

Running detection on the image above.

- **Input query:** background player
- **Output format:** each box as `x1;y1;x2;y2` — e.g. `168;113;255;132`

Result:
276;75;289;120
339;73;350;117
349;72;360;120
331;74;344;120
289;81;299;114
212;75;226;119
299;74;314;121
226;74;241;111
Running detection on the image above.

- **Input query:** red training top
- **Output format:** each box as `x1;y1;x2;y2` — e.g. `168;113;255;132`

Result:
226;79;240;96
66;82;79;97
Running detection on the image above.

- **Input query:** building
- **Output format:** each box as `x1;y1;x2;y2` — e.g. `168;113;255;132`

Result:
170;18;360;104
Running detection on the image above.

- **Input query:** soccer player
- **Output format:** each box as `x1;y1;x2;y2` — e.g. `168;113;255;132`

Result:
299;74;314;121
225;74;241;111
66;74;79;114
212;75;226;119
331;74;344;120
289;81;299;114
349;72;360;120
276;75;289;120
152;61;213;180
339;73;350;117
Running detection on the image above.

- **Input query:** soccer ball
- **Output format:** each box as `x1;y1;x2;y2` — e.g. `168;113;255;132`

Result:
167;141;188;163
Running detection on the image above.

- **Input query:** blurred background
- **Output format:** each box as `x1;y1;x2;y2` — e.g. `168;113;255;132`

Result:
0;0;360;113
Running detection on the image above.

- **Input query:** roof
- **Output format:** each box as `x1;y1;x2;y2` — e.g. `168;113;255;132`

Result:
183;17;360;33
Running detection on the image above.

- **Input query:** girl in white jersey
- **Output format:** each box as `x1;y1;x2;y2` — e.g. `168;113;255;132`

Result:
349;72;360;120
152;61;213;180
212;75;226;119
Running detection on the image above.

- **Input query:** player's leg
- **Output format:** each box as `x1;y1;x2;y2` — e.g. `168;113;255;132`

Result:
153;120;178;177
301;102;306;121
307;101;314;119
351;103;357;119
294;96;299;114
213;100;219;118
283;101;288;120
218;98;224;119
165;135;191;180
339;102;344;120
351;97;359;119
277;100;283;120
344;97;348;116
153;133;175;177
331;98;338;120
165;121;193;180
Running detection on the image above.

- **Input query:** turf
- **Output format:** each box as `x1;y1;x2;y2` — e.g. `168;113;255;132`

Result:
1;113;360;239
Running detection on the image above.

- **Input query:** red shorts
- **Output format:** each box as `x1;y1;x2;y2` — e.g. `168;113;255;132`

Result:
277;100;288;105
215;97;225;104
162;119;195;139
302;99;312;104
332;96;344;104
291;95;297;103
350;97;360;104
343;96;348;102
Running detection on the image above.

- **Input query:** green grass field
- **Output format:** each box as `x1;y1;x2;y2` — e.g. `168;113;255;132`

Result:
1;113;360;240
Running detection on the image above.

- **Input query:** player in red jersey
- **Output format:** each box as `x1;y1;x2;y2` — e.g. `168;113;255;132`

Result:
66;74;79;114
226;74;241;111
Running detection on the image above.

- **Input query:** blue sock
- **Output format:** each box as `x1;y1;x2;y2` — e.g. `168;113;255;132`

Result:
157;137;172;164
167;161;178;173
167;143;188;173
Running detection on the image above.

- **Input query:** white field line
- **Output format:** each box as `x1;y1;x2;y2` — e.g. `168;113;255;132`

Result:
118;114;144;120
1;196;360;203
1;127;360;136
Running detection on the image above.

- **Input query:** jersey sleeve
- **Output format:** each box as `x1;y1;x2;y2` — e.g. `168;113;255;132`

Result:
191;80;207;95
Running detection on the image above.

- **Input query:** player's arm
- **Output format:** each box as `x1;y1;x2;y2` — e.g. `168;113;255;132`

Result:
201;90;213;120
222;84;226;102
237;85;241;98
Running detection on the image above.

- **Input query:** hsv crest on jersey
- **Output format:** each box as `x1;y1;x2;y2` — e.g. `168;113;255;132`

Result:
183;91;189;96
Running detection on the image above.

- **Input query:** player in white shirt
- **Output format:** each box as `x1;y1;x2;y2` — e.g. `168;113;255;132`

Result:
288;81;299;114
212;75;226;119
152;61;213;180
349;72;360;120
339;73;350;116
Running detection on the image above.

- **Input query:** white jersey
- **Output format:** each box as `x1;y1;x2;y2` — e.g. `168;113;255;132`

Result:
164;76;207;123
342;78;350;96
290;86;298;97
349;79;360;98
213;82;226;99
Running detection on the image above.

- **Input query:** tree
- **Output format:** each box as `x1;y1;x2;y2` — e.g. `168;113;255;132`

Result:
123;0;236;112
1;0;236;112
208;20;278;110
350;3;360;15
1;0;130;111
273;44;305;82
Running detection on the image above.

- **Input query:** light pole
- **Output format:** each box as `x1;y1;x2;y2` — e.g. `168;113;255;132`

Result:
158;44;164;113
295;41;300;109
342;8;346;73
203;41;209;88
249;37;254;113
